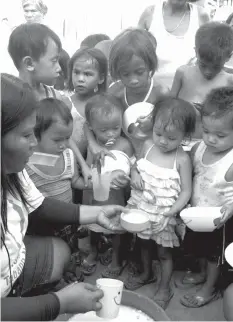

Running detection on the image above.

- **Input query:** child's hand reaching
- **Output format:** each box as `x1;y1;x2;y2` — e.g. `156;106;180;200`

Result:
90;143;116;167
215;203;233;229
136;114;153;133
110;170;130;189
81;163;92;187
131;170;144;190
152;217;170;234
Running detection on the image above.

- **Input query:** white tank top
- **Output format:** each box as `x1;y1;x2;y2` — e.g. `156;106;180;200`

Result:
191;141;233;207
149;0;199;89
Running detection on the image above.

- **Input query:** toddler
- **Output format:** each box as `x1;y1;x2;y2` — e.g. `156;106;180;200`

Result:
180;87;233;308
125;98;196;310
170;22;233;141
81;93;134;277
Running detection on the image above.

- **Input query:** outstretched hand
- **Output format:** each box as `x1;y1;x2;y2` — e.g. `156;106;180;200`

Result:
96;205;128;232
214;204;233;229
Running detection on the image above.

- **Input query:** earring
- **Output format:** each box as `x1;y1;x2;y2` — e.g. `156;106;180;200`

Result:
94;85;98;93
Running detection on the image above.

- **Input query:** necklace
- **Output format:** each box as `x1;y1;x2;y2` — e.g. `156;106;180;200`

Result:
162;2;188;34
124;78;154;107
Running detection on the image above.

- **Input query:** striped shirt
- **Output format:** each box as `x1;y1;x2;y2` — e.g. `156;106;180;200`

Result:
26;149;74;203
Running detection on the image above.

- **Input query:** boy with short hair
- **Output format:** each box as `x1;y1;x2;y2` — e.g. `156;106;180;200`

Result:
171;21;233;139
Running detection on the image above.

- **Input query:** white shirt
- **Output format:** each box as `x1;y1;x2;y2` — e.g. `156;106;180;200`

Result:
1;170;44;297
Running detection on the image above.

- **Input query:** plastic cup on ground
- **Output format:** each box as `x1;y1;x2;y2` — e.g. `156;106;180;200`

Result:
92;167;111;202
96;278;124;319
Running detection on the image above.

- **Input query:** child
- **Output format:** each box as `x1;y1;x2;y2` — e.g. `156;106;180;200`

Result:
180;87;233;308
67;47;108;158
81;93;133;277
86;28;170;160
80;34;110;48
8;23;91;192
95;40;113;88
54;48;70;92
125;98;196;310
170;22;233;140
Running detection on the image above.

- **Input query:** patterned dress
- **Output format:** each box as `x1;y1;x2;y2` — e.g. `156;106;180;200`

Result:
127;144;182;248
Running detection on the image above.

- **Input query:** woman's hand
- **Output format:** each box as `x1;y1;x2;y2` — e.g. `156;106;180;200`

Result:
131;170;144;190
110;170;130;189
96;205;128;232
81;163;92;187
215;204;233;229
56;282;103;315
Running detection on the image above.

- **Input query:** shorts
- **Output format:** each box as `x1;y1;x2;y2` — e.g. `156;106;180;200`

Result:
10;236;54;296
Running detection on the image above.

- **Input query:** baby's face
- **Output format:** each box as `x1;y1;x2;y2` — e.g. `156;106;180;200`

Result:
196;55;225;80
202;116;233;153
91;108;122;145
37;119;73;155
153;119;184;153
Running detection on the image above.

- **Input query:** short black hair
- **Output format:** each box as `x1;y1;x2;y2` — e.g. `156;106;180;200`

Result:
8;23;62;70
154;97;196;139
201;87;233;127
85;93;123;124
67;47;108;92
195;22;233;65
34;98;73;139
109;28;157;81
80;34;110;48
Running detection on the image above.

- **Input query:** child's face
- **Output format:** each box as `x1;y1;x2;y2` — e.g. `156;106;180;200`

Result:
23;4;44;24
119;55;150;93
202;116;233;153
33;38;61;86
37;118;73;155
196;54;226;80
72;55;103;96
153;118;184;153
90;108;122;145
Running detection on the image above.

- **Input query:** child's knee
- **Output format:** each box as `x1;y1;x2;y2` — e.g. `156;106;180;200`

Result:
50;237;71;282
158;246;172;260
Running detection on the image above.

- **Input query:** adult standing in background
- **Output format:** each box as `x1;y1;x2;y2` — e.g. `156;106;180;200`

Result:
138;0;210;89
22;0;48;24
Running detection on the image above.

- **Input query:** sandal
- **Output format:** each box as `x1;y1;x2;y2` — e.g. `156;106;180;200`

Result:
174;271;206;289
81;259;97;276
124;274;156;291
180;291;221;308
101;265;125;279
99;248;113;266
153;288;174;310
64;257;84;282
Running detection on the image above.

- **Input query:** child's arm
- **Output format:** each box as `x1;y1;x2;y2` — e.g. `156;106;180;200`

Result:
84;123;116;165
170;66;184;98
69;138;91;187
164;151;192;217
71;153;92;190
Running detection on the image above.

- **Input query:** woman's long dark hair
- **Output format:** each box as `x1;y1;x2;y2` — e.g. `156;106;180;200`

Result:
1;73;37;243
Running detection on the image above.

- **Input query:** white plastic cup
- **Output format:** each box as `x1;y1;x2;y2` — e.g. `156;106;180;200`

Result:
92;168;111;202
96;278;124;319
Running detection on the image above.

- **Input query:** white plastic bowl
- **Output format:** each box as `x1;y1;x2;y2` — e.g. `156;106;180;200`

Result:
121;209;150;233
123;102;154;138
225;243;233;268
101;150;131;176
180;207;221;232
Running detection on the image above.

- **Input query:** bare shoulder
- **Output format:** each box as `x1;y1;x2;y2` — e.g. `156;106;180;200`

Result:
149;82;170;104
117;137;134;157
177;147;192;167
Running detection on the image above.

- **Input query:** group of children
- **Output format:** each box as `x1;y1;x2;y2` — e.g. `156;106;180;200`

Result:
5;16;233;311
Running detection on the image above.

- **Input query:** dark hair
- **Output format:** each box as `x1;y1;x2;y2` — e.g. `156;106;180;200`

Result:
109;28;158;81
67;47;108;92
34;98;73;139
226;12;233;25
195;22;233;65
81;34;110;48
153;98;196;139
95;40;113;60
8;23;62;70
1;73;37;241
201;87;233;126
54;49;70;90
85;93;123;124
